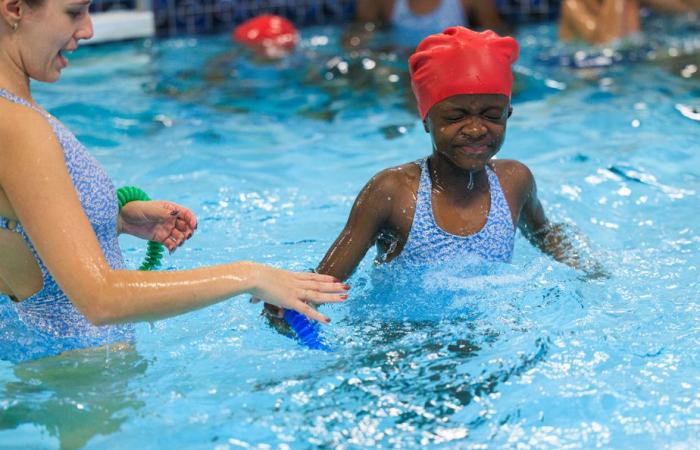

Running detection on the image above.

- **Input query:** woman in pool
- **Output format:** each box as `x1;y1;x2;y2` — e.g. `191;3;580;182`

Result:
317;27;598;281
0;0;347;360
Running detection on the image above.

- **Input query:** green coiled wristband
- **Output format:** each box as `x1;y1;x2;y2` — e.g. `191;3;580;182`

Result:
116;186;165;271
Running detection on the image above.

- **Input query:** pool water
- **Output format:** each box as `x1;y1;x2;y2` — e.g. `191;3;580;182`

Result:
1;16;699;449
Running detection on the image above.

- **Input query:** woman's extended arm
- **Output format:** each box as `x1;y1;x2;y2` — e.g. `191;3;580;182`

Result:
0;106;346;325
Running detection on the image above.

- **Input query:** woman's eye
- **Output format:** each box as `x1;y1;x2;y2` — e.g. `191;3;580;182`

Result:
67;10;84;19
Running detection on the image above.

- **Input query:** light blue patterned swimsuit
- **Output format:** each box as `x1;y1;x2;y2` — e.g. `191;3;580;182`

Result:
0;89;133;362
392;158;515;266
391;0;468;47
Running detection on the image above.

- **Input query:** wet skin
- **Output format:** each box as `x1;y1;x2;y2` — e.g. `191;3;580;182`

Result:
315;93;581;281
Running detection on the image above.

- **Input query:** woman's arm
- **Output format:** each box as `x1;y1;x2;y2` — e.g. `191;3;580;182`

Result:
0;106;346;324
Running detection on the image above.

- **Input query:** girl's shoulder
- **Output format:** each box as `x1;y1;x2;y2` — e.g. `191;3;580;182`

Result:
490;159;536;193
371;160;422;190
358;161;422;206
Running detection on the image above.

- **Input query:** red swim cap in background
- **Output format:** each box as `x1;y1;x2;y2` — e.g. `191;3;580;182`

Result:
232;15;299;58
409;27;519;119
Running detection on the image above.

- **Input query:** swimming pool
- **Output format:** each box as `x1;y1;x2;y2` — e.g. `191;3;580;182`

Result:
1;16;699;449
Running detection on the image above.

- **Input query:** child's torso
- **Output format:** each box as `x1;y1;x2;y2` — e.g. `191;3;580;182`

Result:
377;158;519;265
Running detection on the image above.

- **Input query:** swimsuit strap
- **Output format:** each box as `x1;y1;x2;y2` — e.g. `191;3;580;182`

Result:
483;163;514;232
416;157;514;237
0;88;52;119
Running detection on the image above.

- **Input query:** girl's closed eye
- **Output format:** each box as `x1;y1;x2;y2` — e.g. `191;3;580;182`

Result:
482;108;506;121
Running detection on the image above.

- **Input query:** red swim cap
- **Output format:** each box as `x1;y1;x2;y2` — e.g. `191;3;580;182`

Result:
409;27;519;119
232;15;299;57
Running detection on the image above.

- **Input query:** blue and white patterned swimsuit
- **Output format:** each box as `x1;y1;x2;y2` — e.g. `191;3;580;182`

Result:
391;0;468;47
392;158;515;266
0;89;133;361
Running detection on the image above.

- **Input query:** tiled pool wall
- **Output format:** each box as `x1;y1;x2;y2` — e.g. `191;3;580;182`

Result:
91;0;560;36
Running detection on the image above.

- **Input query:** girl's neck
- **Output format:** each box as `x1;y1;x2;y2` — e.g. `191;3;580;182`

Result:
428;154;487;198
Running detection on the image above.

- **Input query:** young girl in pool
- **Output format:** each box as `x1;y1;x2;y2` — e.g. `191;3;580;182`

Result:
263;27;599;324
316;26;594;280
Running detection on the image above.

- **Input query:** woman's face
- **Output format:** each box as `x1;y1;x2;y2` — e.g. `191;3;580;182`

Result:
17;0;93;82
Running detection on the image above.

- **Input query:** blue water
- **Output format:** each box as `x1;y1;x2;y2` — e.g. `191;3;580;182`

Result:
1;16;699;449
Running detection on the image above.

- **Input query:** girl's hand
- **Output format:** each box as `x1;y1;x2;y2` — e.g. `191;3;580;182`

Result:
118;201;197;252
249;266;349;323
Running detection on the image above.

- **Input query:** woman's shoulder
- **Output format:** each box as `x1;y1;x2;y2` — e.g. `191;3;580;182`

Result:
0;100;54;145
0;101;60;163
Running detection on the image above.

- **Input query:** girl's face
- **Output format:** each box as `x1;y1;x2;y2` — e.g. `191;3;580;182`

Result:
15;0;93;82
424;94;512;172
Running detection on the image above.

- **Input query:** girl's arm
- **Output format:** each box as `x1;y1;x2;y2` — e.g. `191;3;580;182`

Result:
0;106;346;325
316;171;397;280
516;166;606;277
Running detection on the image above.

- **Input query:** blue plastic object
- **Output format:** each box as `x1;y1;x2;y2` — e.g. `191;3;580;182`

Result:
283;309;333;352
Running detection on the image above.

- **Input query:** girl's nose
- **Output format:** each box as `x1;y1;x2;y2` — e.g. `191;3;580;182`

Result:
459;118;487;139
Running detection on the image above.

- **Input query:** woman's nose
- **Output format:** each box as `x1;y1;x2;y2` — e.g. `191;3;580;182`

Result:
76;14;94;41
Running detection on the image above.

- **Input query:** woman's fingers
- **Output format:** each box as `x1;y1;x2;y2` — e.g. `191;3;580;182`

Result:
299;272;339;283
302;291;348;304
163;228;186;251
294;302;330;324
299;279;349;294
175;217;190;233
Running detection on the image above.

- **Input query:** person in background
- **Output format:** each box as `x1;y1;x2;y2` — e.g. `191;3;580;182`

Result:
231;14;299;60
559;0;640;44
559;0;699;45
353;0;508;47
0;0;347;362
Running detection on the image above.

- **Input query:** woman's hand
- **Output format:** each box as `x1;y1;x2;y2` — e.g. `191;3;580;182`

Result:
118;200;197;252
249;266;349;323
